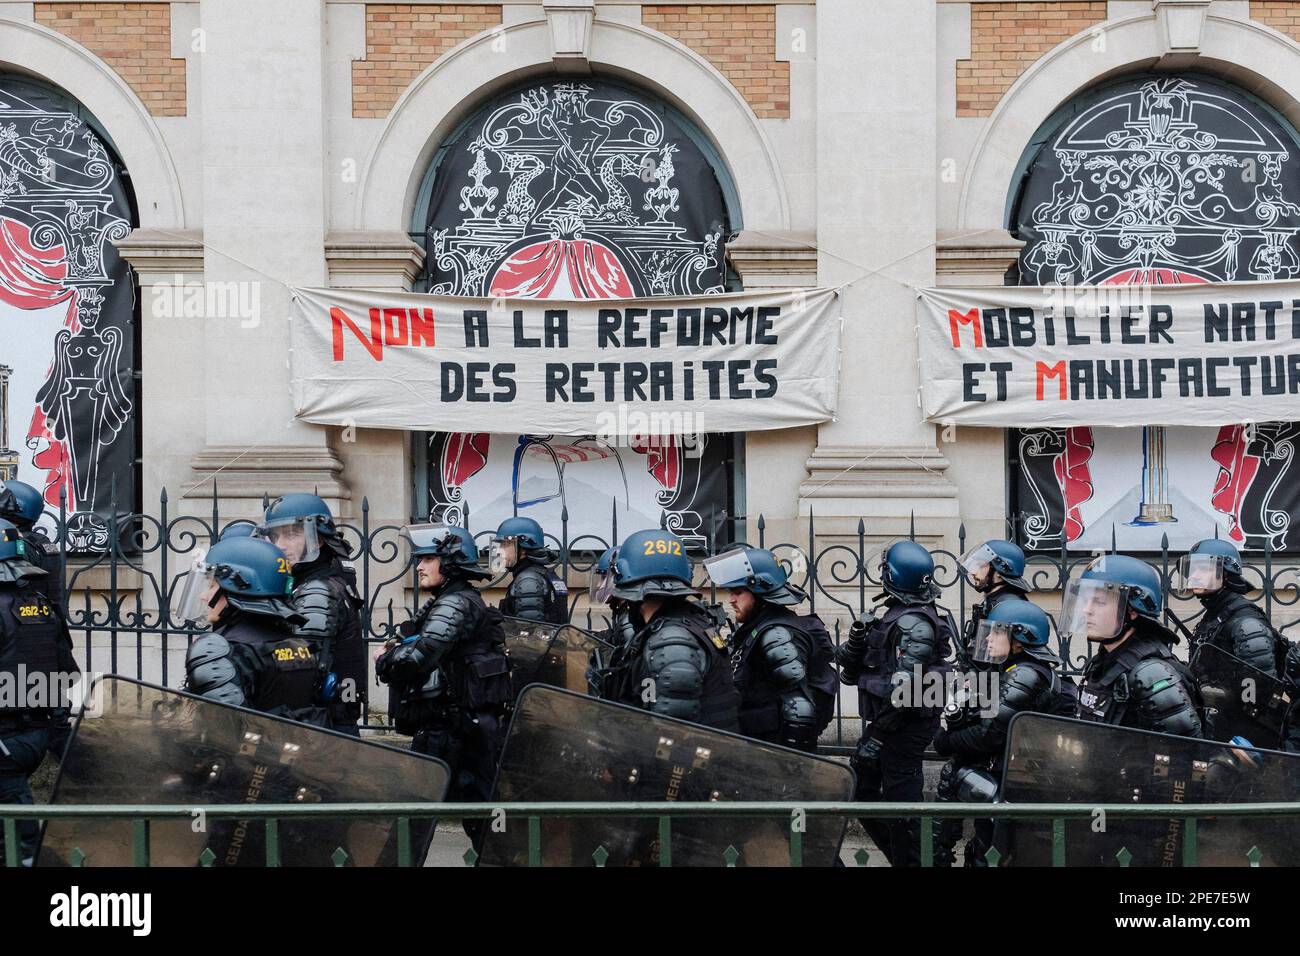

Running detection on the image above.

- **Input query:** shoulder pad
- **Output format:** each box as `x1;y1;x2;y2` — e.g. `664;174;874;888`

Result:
1002;660;1053;704
511;566;551;597
1129;655;1180;687
421;592;479;643
185;635;246;706
293;579;342;640
896;611;937;637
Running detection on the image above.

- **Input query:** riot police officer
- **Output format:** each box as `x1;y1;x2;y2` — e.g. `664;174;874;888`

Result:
599;529;739;730
586;546;632;697
177;536;329;727
933;598;1060;866
836;540;954;866
0;518;78;866
492;516;568;624
256;494;366;735
0;479;64;615
1063;555;1201;736
1180;539;1282;676
959;539;1030;652
374;525;510;845
703;547;837;751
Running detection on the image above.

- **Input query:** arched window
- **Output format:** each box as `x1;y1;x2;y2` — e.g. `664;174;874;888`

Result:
411;77;742;546
0;74;137;549
1007;73;1300;552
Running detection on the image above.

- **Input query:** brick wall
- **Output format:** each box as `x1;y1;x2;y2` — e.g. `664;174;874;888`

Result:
955;1;1106;117
352;4;502;118
1252;1;1300;42
643;4;789;119
35;2;185;117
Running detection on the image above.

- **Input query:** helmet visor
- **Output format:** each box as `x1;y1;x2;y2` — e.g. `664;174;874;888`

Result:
960;544;999;589
703;551;755;590
489;538;518;575
254;516;320;566
400;524;455;564
971;620;1013;665
1059;577;1127;642
170;550;216;628
590;549;618;605
1173;553;1225;598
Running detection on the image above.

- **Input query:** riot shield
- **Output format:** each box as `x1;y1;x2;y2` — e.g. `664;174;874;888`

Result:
38;676;451;867
1190;642;1292;748
999;712;1300;866
479;685;855;867
500;617;612;694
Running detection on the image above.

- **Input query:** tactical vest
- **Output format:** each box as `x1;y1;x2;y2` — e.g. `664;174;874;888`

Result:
608;603;739;731
857;602;955;707
1194;592;1286;675
0;584;71;722
1076;631;1193;728
500;562;569;625
732;607;838;739
297;559;368;711
220;617;326;724
409;583;512;716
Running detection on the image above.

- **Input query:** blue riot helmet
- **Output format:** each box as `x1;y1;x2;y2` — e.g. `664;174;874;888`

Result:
703;547;805;606
171;536;302;627
960;539;1029;593
971;598;1052;666
255;493;351;566
1175;538;1246;597
876;540;940;604
219;521;257;540
400;523;490;581
491;515;551;573
611;529;700;602
1058;554;1162;643
0;479;44;530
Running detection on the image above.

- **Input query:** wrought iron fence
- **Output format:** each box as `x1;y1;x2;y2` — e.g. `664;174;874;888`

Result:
3;800;1290;868
42;483;1300;749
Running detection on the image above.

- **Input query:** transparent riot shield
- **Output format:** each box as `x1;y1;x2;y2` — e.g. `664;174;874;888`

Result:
38;676;451;867
479;685;855;867
1190;642;1292;748
999;712;1300;867
500;617;613;694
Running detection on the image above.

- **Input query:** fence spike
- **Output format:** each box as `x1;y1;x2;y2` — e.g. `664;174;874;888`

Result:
909;510;916;541
1111;523;1118;555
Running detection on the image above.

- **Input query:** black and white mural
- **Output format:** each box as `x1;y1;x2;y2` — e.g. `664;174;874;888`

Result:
421;79;737;545
0;76;136;550
1010;75;1300;552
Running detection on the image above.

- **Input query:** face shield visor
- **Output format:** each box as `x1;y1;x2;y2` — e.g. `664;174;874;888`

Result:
702;551;756;591
1058;576;1128;643
254;516;320;567
399;524;456;566
1173;553;1226;598
170;550;217;628
960;544;1000;590
590;549;618;605
971;620;1014;666
490;537;520;575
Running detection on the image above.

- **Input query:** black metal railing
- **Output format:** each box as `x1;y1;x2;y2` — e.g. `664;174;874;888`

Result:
43;483;1300;749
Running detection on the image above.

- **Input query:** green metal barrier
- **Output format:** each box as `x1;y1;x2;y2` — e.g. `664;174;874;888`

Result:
4;801;1298;867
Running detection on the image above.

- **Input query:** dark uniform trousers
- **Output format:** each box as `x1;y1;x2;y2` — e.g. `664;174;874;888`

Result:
0;724;53;865
856;713;941;867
